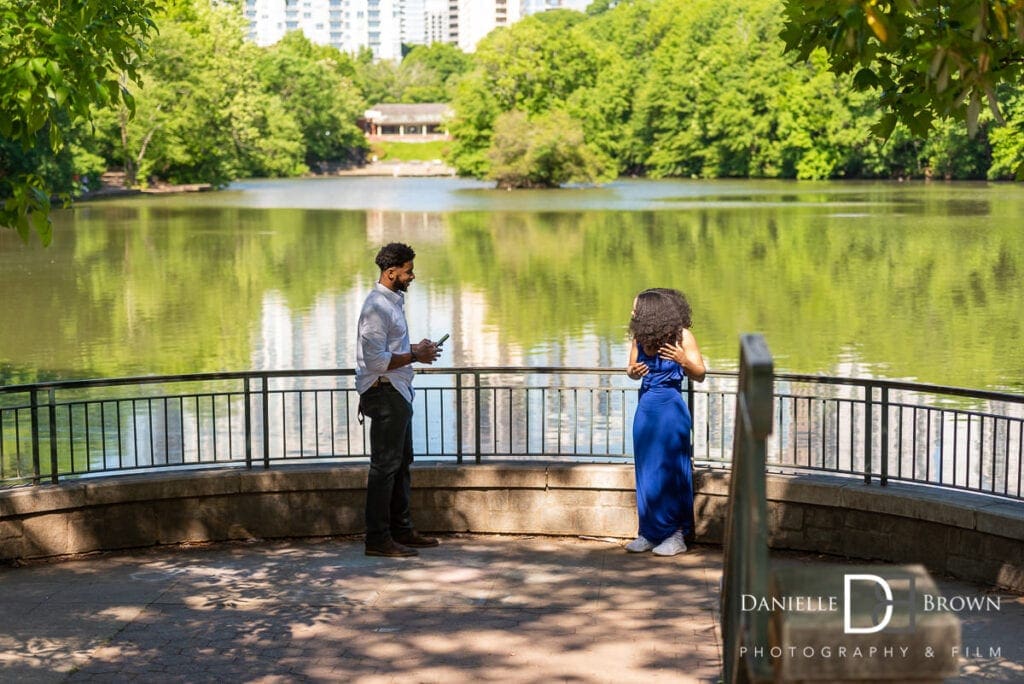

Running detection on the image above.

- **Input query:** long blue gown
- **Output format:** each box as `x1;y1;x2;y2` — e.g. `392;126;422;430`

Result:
632;345;695;544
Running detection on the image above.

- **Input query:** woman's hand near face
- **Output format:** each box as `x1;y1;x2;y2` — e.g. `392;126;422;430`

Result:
658;329;706;382
658;341;683;363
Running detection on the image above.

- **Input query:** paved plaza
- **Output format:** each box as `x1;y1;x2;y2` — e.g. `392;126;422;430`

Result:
0;534;1021;683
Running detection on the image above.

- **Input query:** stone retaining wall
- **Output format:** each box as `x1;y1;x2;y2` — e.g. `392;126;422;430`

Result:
1;463;1021;592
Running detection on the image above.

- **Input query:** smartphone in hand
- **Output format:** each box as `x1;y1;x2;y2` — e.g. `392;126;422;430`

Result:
436;333;450;346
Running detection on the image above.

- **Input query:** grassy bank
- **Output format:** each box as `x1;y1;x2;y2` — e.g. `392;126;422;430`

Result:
371;140;449;162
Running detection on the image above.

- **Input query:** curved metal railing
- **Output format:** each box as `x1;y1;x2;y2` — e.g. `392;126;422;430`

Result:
1;367;1022;500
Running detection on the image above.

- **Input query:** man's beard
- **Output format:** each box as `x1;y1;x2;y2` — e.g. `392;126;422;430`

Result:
394;280;410;292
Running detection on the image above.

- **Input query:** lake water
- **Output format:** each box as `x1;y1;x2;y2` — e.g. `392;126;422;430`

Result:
1;177;1021;392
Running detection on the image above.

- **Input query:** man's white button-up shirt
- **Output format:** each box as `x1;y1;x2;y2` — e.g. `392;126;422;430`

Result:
355;283;415;404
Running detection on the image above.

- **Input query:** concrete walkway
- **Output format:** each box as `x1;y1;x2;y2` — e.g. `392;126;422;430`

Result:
0;535;1020;683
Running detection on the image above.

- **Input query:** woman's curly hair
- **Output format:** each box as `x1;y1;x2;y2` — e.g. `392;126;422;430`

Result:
629;288;693;353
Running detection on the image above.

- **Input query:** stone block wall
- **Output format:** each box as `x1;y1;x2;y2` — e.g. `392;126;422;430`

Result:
695;470;1024;592
1;463;1021;592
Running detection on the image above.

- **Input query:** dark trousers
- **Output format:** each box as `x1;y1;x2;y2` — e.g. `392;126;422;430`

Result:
359;384;414;546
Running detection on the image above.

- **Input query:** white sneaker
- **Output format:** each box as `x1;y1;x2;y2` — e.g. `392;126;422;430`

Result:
625;535;655;553
652;530;687;556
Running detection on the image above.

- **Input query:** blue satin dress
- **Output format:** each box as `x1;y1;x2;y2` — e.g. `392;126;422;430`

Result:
632;345;695;543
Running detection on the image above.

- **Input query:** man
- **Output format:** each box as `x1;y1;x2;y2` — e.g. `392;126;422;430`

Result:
356;242;441;557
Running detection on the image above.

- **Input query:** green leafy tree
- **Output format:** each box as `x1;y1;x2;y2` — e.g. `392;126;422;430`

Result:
586;0;624;16
780;0;1024;157
446;71;503;177
95;1;311;186
404;42;473;83
921;118;993;179
398;43;473;102
486;109;613;188
255;31;368;168
770;50;885;179
447;10;602;178
449;0;1023;182
354;52;402;105
988;89;1024;178
357;44;472;105
0;0;157;243
0;127;74;206
476;10;600;114
636;0;789;178
578;0;679;174
226;88;308;178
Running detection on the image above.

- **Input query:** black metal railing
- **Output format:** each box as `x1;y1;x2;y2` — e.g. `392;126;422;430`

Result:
2;367;1022;500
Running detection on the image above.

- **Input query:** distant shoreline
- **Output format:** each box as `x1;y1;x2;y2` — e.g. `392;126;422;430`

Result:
79;161;458;200
330;160;457;177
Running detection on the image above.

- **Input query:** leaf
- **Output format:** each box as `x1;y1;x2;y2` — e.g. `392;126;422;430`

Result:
984;82;1005;125
45;60;63;83
121;87;136;116
871;112;897;140
28;107;46;133
14;216;30;245
30;210;52;247
29;185;50;206
910;110;933;136
852;67;879;89
864;6;888;43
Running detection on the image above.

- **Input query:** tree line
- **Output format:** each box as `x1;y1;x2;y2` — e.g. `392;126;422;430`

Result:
4;0;1024;242
449;0;1023;186
1;0;472;243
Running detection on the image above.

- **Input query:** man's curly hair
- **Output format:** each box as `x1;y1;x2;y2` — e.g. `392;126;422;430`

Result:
375;242;416;271
629;288;693;353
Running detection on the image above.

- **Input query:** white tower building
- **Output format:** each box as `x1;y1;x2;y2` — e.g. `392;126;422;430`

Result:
242;0;402;60
421;0;450;46
241;0;591;57
453;0;523;53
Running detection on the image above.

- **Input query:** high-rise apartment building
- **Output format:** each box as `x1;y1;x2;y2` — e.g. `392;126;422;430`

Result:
242;0;400;59
451;0;523;53
241;0;590;58
420;0;445;45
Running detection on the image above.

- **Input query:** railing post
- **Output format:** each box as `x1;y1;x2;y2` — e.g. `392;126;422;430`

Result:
455;373;464;465
473;371;481;464
686;380;696;450
48;388;59;484
30;389;41;484
244;378;253;469
880;386;889;486
864;384;873;485
261;376;271;469
721;334;774;684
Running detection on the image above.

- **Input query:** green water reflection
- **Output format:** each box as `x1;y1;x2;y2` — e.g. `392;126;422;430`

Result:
0;178;1020;392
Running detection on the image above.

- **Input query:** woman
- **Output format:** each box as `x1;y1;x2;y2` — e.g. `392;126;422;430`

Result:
626;288;706;556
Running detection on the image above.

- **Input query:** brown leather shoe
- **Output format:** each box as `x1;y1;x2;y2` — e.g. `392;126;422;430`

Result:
365;539;418;557
392;531;439;548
